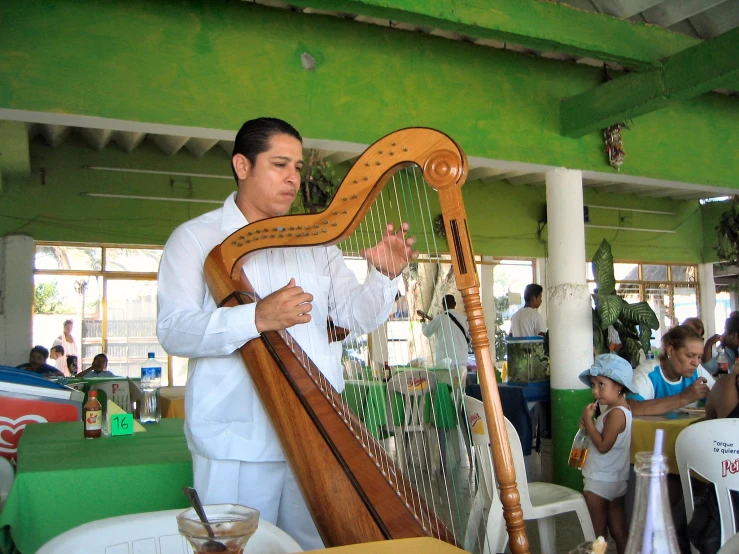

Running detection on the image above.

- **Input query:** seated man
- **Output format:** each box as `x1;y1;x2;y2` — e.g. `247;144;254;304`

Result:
49;344;67;375
627;325;713;416
76;353;117;378
17;345;64;377
702;314;739;375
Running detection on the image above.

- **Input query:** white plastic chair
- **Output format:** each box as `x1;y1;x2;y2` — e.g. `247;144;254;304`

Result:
676;418;739;553
388;370;439;475
0;456;14;511
37;508;303;554
462;395;498;551
463;396;595;554
717;531;739;554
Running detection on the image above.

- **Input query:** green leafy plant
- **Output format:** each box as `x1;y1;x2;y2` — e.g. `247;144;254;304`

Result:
591;239;659;367
299;149;340;213
714;196;739;268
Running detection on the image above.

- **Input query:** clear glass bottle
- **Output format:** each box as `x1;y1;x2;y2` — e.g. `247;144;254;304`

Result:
568;428;589;470
624;452;680;554
140;352;162;423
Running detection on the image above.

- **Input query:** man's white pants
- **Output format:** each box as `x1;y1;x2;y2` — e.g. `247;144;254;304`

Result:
192;453;324;551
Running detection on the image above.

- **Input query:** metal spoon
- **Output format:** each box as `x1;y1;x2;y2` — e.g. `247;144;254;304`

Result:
182;487;229;552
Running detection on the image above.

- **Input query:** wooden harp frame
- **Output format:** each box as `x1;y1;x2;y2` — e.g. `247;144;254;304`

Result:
204;127;530;553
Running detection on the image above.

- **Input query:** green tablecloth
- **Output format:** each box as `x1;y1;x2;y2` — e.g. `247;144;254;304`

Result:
342;379;457;435
0;418;192;554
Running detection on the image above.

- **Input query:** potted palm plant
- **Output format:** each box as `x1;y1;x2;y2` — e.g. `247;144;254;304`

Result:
591;239;659;367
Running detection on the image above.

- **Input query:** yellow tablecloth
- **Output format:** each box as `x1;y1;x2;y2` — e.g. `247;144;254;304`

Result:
160;386;186;418
630;412;701;474
305;537;466;553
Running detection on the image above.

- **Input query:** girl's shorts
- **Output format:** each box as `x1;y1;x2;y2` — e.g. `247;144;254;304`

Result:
583;478;627;501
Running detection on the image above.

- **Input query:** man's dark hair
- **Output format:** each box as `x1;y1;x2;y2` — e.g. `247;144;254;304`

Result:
63;319;73;327
725;315;739;336
231;118;302;185
523;284;543;304
51;345;65;355
94;353;108;364
31;345;49;359
442;294;456;310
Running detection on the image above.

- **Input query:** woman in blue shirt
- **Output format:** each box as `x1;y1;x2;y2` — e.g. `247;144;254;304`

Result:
628;325;714;416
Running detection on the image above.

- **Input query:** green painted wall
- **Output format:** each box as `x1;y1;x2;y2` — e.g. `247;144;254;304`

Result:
1;0;737;190
0;136;234;245
0;135;709;266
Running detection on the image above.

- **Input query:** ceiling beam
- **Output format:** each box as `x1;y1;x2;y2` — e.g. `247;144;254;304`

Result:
561;26;739;137
283;0;698;67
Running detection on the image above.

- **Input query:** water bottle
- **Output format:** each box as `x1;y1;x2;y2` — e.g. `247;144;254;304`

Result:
716;346;729;375
140;352;162;423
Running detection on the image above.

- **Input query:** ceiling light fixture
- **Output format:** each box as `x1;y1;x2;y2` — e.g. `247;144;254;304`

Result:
85;166;232;180
80;192;223;204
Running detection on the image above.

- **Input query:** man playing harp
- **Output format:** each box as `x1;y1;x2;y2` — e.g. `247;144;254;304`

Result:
156;117;417;550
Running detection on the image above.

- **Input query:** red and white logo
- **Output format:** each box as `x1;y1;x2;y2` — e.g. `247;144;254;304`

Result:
721;458;739;478
0;414;48;455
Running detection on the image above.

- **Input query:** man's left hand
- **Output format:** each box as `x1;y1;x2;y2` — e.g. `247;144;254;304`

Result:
361;222;417;279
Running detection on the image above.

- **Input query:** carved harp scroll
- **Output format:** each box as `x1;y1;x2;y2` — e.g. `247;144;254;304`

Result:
204;127;530;552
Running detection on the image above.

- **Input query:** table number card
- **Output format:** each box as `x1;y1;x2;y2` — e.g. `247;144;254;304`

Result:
110;413;134;436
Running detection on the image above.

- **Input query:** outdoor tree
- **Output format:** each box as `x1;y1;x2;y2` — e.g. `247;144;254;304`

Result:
33;281;64;314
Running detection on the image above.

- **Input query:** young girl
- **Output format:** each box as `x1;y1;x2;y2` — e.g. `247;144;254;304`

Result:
578;354;635;554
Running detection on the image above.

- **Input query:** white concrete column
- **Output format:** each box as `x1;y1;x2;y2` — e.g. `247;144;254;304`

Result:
480;257;496;359
546;169;593;390
535;257;548;325
698;263;717;339
0;235;35;365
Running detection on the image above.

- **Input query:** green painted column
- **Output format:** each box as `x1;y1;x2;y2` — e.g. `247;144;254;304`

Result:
552;388;594;491
545;168;594;489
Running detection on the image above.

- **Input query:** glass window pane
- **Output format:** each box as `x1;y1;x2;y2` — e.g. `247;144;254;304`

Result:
105;248;163;273
616;283;641;304
105;279;168;384
586;263;594;281
614;263;638;281
35;245;102;271
645;284;671;347
643;264;668;281
674;285;698;326
671;265;696;283
715;292;732;332
32;274;102;373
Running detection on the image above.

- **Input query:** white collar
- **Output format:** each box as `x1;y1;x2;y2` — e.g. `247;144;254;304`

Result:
220;192;249;232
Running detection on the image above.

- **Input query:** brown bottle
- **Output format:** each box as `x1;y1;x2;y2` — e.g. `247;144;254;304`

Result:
84;390;103;439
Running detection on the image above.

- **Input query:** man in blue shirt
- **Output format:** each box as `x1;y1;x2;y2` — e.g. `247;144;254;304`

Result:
17;345;64;377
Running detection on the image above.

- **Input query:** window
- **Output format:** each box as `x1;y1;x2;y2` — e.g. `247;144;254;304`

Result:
32;243;176;383
586;261;699;347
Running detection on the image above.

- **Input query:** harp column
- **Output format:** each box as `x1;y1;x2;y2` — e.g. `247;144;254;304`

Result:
545;168;594;490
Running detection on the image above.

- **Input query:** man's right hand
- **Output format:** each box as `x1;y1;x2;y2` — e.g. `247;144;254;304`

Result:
255;278;313;333
681;377;711;404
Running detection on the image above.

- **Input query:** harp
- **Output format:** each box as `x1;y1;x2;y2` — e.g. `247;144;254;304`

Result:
204;128;530;553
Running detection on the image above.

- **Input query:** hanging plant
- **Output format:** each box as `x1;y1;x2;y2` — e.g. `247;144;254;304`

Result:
714;196;739;268
600;64;630;171
592;239;659;367
433;213;446;239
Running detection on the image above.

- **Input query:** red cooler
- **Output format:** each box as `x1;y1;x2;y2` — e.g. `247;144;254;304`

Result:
0;366;83;462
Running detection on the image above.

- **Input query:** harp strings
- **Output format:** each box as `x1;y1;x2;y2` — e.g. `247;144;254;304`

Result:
247;164;482;546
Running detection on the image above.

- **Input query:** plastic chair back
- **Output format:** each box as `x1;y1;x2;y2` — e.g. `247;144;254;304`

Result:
388;370;436;430
37;508;303;554
0;456;14;511
676;418;739;550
